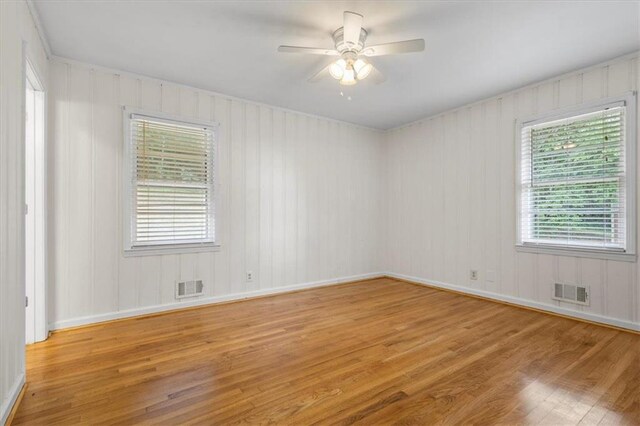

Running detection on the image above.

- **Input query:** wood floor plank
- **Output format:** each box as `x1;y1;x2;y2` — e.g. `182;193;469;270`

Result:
11;278;640;425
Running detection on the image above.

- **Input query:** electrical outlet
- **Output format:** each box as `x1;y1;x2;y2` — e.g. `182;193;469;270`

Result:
246;271;253;282
470;270;478;280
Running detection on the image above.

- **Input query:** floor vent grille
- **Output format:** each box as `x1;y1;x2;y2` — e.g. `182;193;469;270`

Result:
553;283;589;305
176;280;204;299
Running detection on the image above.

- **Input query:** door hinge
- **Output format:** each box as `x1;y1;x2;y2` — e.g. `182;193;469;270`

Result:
26;296;29;307
24;204;28;215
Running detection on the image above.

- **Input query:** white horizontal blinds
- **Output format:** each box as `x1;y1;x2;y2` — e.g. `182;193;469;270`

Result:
520;106;626;250
130;114;215;246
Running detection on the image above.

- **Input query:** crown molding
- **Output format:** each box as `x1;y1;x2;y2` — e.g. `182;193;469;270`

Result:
25;0;52;59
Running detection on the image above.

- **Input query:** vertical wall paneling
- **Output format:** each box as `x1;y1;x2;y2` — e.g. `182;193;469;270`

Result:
319;119;330;280
498;95;516;297
245;103;260;292
284;112;296;286
0;1;49;422
48;58;385;328
66;65;92;319
214;96;231;296
195;92;215;298
385;54;640;330
469;105;483;287
296;115;307;284
117;74;139;311
93;70;118;315
271;109;285;289
259;106;273;290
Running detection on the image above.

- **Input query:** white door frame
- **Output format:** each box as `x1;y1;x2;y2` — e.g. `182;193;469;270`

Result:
24;56;48;344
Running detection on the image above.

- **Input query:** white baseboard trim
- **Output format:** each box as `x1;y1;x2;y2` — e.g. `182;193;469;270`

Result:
386;272;640;332
1;372;25;426
49;272;384;331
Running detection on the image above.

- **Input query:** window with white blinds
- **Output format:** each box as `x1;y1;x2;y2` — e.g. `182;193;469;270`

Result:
518;97;636;256
124;110;217;253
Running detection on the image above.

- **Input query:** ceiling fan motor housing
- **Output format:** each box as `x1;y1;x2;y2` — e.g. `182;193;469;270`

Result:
333;27;368;53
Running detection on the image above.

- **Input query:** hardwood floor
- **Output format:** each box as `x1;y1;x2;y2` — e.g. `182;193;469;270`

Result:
12;278;640;425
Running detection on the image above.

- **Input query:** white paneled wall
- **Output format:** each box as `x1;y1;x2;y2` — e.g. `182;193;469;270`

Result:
0;1;48;423
48;58;386;329
386;53;640;330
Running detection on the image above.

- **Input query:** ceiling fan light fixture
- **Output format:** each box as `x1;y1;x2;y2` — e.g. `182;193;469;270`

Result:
278;10;425;86
329;59;347;80
340;68;356;86
353;59;372;80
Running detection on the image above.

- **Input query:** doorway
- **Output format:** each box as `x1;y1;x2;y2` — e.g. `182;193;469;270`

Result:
24;59;47;344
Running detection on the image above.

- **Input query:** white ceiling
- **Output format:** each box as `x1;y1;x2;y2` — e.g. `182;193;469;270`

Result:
34;1;639;129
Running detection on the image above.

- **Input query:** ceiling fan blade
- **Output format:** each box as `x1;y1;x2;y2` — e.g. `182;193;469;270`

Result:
361;39;425;57
278;46;339;56
308;64;331;83
343;11;363;47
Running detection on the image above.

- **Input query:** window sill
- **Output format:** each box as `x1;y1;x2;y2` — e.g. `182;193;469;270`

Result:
515;244;636;262
124;243;221;257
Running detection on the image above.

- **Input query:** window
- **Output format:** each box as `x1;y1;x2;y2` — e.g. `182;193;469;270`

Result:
517;94;636;259
123;108;217;255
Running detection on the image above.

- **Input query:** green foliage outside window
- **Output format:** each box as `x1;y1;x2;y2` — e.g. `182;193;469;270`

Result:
528;110;623;245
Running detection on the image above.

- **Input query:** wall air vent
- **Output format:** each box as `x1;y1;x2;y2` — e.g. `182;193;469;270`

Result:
176;280;204;299
553;283;589;306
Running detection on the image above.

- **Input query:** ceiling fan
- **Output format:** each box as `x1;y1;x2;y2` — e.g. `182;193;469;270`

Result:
278;11;425;86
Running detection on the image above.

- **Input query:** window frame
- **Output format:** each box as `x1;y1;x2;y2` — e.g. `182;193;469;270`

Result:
122;106;220;257
515;92;637;262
